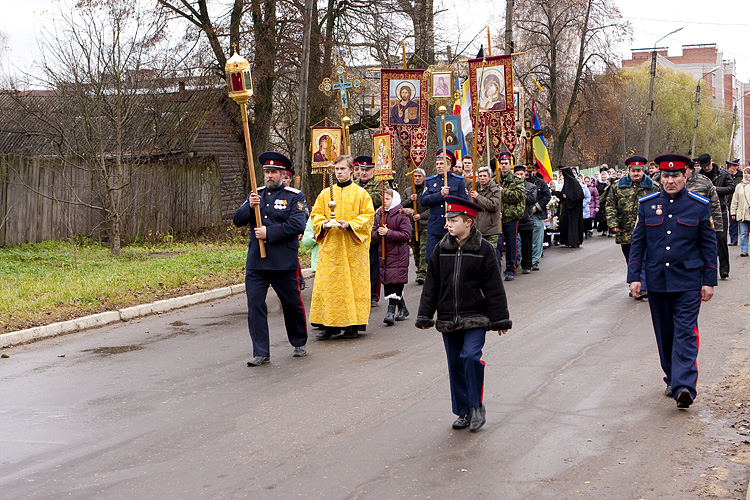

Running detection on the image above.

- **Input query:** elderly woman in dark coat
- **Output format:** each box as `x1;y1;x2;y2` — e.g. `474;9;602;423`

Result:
373;189;413;325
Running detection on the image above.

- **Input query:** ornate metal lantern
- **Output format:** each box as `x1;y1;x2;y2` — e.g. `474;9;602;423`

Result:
225;51;254;105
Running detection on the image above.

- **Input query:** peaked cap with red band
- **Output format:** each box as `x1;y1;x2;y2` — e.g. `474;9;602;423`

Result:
654;154;691;174
436;149;456;168
624;156;647;169
353;155;374;168
258;151;292;171
444;195;484;218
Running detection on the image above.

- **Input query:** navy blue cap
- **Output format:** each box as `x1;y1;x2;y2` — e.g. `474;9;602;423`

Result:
625;156;647;169
727;159;740;167
444;196;484;218
436;149;456;168
353;155;374;168
259;151;292;171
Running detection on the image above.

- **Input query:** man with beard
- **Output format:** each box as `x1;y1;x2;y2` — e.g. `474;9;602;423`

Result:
605;156;657;299
402;168;429;284
696;154;732;279
233;152;309;366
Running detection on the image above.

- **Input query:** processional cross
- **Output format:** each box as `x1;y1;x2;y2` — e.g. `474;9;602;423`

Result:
317;58;364;226
319;61;363;121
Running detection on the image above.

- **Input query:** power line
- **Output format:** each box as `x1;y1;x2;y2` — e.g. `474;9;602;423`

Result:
626;16;750;28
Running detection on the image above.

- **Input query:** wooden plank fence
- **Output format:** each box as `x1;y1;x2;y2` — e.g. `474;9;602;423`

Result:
0;154;223;246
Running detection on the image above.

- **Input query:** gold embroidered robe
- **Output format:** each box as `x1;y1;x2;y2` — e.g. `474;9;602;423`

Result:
309;183;375;328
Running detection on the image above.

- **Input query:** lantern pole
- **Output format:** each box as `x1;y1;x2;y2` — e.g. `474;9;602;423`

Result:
239;106;266;258
226;50;266;258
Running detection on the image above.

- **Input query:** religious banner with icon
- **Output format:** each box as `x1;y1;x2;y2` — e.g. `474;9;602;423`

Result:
468;55;517;156
372;132;393;181
310;126;343;174
435;114;462;152
380;69;429;168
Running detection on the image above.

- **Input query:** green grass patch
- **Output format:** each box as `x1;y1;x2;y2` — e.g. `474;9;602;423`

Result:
0;237;311;334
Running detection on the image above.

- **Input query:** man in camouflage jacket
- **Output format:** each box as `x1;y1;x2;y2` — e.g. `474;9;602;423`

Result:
493;153;526;280
605;156;657;298
685;162;723;233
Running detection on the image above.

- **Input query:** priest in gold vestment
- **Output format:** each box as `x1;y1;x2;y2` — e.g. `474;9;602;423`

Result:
310;155;375;339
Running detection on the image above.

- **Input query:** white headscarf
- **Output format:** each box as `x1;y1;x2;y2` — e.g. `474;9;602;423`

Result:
385;190;402;212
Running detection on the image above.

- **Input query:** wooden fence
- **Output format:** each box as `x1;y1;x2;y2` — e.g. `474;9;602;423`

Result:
0;154;223;246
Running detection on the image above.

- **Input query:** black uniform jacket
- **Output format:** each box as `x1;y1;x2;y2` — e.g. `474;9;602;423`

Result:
416;226;512;333
233;185;307;271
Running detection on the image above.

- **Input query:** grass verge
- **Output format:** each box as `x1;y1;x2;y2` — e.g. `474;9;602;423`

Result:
1;238;312;334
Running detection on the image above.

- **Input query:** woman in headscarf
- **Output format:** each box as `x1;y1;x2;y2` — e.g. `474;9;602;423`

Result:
550;167;584;248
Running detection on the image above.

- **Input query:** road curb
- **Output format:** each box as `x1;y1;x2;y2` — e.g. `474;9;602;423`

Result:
1;268;313;348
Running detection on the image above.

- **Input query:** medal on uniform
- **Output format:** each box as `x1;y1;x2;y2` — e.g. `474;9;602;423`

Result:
655;204;662;215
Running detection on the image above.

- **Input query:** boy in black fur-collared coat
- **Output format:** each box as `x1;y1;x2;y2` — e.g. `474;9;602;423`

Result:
416;196;512;432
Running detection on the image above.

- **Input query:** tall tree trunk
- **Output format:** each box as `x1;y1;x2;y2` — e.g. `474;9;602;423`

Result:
249;0;278;189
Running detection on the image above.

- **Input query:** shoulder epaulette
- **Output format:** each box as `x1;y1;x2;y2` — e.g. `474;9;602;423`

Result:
449;172;464;179
638;192;659;203
687;191;710;204
284;186;301;194
425;174;439;180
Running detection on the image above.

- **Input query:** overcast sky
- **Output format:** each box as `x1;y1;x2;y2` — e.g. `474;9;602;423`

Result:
2;0;750;82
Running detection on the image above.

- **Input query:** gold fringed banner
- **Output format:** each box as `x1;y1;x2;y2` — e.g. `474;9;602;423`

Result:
372;132;393;181
468;55;517;156
380;68;429;168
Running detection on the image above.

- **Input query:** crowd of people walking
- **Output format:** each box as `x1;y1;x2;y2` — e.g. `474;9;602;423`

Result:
232;147;747;424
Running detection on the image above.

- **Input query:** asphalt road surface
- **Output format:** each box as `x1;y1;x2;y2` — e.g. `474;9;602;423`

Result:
2;236;749;499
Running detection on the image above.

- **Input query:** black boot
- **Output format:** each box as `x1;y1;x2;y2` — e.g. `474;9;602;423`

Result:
395;298;409;321
383;304;396;326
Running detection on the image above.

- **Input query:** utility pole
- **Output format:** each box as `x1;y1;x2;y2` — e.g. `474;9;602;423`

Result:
644;27;682;159
728;104;738;161
644;50;657;159
691;65;720;159
505;0;514;53
691;84;701;159
294;0;315;189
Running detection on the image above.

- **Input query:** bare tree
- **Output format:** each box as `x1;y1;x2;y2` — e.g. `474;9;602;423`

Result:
514;0;629;166
157;0;282;165
12;0;174;255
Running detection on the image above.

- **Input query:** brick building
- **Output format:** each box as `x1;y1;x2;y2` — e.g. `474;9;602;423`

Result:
623;43;750;164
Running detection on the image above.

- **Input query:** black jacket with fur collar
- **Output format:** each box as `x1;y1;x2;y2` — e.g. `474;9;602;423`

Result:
415;226;512;333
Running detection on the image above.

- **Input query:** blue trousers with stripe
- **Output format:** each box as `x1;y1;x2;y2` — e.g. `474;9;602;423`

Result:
442;328;486;416
646;290;701;400
246;269;307;357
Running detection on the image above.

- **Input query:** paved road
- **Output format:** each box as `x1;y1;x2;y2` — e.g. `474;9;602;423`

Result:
2;236;749;499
